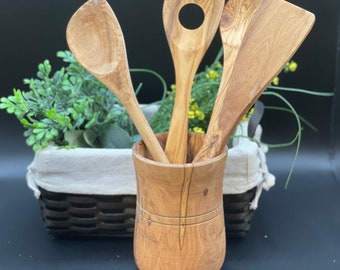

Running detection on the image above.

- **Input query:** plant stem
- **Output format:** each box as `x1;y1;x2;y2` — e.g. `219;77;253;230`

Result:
267;85;334;97
130;68;168;100
264;105;318;132
262;91;302;188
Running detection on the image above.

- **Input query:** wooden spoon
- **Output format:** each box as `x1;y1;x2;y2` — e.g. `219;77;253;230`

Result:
194;0;315;162
163;0;224;164
66;0;169;163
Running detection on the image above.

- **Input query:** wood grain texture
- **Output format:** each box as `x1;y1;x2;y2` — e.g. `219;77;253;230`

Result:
66;0;169;163
163;0;224;164
133;133;227;269
194;0;315;162
219;0;262;89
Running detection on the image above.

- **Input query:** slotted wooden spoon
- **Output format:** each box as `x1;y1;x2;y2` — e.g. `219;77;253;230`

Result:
66;0;169;163
194;0;315;162
163;0;224;164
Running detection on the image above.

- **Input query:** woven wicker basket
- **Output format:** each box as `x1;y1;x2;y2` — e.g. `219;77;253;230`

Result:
38;186;256;238
27;103;272;238
31;109;272;238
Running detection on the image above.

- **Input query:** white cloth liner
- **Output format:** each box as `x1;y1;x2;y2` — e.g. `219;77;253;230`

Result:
26;121;275;210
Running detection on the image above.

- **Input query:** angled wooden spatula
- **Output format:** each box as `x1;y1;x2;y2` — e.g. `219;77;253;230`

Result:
194;0;315;162
217;0;263;98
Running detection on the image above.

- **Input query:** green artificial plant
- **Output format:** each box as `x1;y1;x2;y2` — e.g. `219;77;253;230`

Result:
0;50;165;151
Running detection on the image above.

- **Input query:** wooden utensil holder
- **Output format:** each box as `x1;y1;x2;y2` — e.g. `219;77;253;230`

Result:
132;133;227;270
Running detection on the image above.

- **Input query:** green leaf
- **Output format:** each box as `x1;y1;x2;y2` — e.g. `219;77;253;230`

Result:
33;144;40;152
26;136;36;146
99;124;132;149
68;108;78;120
84;114;97;129
45;131;55;140
45;60;52;74
83;129;98;148
36;122;47;128
0;100;10;109
57;50;74;63
33;128;44;134
64;130;90;148
36;131;45;140
20;118;30;127
7;96;17;103
6;107;15;114
51;128;59;136
46;108;57;119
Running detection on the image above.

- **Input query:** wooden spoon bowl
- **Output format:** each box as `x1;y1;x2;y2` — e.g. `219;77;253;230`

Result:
66;0;169;163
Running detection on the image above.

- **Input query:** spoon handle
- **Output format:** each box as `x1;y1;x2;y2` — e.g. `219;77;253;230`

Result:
164;61;197;164
122;92;170;163
163;0;224;164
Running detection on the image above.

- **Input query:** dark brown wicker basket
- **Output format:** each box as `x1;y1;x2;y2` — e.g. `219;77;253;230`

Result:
223;187;256;238
38;186;256;238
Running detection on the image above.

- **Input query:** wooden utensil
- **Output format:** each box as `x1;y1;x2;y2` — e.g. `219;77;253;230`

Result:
66;0;169;163
217;0;262;100
194;0;315;162
163;0;224;164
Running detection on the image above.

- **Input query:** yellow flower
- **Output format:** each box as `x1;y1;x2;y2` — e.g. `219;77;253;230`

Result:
288;61;298;72
241;107;255;121
195;110;205;121
190;103;199;111
272;76;279;85
188;111;195;119
248;107;255;116
192;127;204;134
209;70;219;79
205;69;219;81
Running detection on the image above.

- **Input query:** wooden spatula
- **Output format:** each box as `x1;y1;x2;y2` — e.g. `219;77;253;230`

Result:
194;0;315;162
163;0;224;164
217;0;262;97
